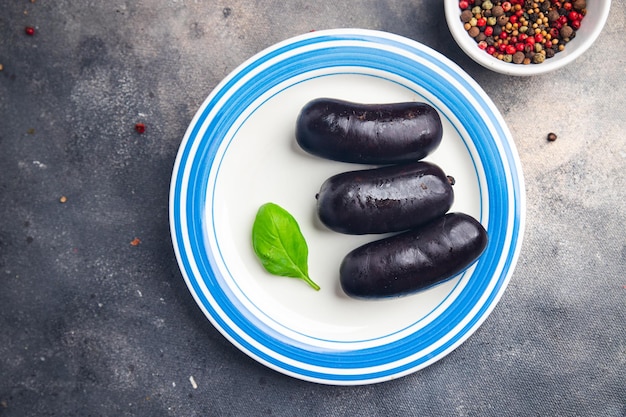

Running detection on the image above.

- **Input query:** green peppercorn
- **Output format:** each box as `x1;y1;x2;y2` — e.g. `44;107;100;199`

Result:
487;16;497;26
533;53;545;64
469;17;478;26
503;54;513;63
472;6;482;15
482;0;493;10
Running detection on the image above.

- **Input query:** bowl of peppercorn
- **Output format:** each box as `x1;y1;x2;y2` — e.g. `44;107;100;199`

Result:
444;0;611;76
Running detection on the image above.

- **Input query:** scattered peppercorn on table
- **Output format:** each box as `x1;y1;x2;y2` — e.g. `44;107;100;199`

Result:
0;1;623;416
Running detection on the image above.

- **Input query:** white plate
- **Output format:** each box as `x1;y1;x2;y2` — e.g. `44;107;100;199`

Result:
169;29;525;385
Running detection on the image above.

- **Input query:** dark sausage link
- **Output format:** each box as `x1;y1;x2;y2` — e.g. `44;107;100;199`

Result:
316;161;454;235
296;98;443;164
340;213;488;298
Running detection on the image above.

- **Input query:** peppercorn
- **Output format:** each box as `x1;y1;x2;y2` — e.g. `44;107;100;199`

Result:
533;53;545;63
512;51;525;63
492;5;505;17
458;0;585;64
25;26;35;36
560;24;573;39
461;10;474;23
135;123;146;134
547;132;557;142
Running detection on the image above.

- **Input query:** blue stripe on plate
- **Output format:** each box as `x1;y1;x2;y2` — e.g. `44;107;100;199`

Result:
170;29;524;384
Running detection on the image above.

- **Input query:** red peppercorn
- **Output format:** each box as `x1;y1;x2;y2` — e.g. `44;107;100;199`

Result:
135;123;146;134
516;42;525;52
558;15;568;25
535;33;544;43
499;32;508;40
459;0;469;9
518;33;528;41
25;26;35;36
477;17;487;27
486;45;496;55
509;15;518;24
571;19;581;29
505;45;516;55
564;2;572;10
484;26;494;36
549;28;559;38
568;11;579;21
526;36;535;45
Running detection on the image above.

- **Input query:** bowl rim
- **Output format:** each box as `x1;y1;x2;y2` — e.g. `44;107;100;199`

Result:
444;0;612;76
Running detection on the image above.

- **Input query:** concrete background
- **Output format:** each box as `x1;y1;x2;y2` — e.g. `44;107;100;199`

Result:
1;1;624;416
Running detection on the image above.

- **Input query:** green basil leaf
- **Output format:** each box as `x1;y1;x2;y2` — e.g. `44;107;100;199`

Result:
252;202;320;291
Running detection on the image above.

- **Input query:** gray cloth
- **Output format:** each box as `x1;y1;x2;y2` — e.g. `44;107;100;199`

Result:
0;1;624;416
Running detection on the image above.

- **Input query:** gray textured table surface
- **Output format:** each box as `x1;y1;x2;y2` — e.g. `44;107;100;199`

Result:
1;1;624;416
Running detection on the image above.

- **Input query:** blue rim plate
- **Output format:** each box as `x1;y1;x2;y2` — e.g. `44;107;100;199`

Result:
169;29;525;385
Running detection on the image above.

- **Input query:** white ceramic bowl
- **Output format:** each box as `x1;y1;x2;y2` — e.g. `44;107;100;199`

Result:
444;0;611;76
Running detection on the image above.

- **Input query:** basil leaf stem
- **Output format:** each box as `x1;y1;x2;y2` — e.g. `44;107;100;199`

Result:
252;203;320;291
